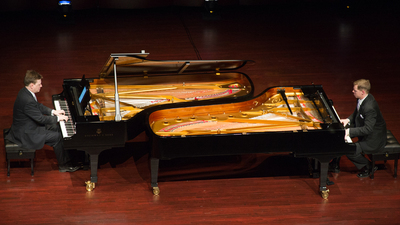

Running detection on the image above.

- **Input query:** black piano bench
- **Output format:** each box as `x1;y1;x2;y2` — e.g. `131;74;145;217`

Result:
3;128;37;176
370;130;400;179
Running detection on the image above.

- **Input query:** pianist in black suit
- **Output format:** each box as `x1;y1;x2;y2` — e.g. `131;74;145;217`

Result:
6;70;80;172
341;79;387;178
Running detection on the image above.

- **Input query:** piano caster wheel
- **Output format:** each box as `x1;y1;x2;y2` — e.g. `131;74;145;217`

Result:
85;181;96;192
153;187;160;195
321;189;329;199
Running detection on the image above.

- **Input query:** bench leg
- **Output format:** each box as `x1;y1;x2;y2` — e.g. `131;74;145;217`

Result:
394;154;399;179
31;158;34;176
370;157;376;179
7;159;10;177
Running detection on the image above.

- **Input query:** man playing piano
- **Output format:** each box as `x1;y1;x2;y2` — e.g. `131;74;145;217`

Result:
6;70;80;172
341;79;387;178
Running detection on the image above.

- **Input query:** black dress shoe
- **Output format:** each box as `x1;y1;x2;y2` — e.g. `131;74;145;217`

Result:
357;166;378;178
357;169;369;178
59;165;80;172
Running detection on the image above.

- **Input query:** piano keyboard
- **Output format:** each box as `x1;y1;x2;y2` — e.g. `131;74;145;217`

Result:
332;106;353;143
54;99;76;138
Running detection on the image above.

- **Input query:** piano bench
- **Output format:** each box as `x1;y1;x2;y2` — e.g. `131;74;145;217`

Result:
370;130;400;179
3;128;37;177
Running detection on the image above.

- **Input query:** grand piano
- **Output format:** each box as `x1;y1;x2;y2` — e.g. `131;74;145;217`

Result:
52;52;255;186
144;85;356;199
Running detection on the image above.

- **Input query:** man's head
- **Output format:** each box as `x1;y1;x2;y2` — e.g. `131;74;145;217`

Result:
24;70;43;94
352;79;370;100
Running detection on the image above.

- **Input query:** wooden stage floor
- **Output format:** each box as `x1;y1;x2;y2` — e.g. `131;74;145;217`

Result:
0;3;399;225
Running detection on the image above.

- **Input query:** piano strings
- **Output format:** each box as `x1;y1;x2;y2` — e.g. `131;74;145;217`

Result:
88;80;250;121
150;88;328;136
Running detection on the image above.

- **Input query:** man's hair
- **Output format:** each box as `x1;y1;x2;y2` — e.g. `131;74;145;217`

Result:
24;70;43;86
354;79;371;93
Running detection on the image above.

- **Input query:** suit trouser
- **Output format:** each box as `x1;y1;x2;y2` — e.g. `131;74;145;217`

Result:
346;142;370;170
45;124;71;167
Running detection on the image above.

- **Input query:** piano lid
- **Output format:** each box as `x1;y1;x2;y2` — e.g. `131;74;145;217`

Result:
99;53;252;78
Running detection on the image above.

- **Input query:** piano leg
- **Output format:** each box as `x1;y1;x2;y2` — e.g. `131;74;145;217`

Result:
150;157;160;195
319;161;330;199
90;153;100;183
80;147;110;186
311;155;335;199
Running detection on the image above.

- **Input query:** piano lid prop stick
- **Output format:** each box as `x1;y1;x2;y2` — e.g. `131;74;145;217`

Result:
278;88;293;115
113;57;122;121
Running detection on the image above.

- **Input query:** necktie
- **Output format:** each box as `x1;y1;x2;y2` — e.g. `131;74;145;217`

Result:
357;100;360;111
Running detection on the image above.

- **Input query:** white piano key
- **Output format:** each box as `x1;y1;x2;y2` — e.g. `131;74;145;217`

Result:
54;99;74;138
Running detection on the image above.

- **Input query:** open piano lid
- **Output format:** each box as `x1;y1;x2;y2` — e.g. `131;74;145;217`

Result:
99;53;251;78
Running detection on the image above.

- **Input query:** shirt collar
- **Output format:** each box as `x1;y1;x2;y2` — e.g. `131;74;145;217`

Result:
25;87;37;101
358;94;368;106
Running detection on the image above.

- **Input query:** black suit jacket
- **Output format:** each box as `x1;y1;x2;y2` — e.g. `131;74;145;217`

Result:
348;94;387;153
6;87;58;149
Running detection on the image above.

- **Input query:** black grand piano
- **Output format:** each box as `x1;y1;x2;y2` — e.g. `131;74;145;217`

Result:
144;85;356;199
52;52;255;186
